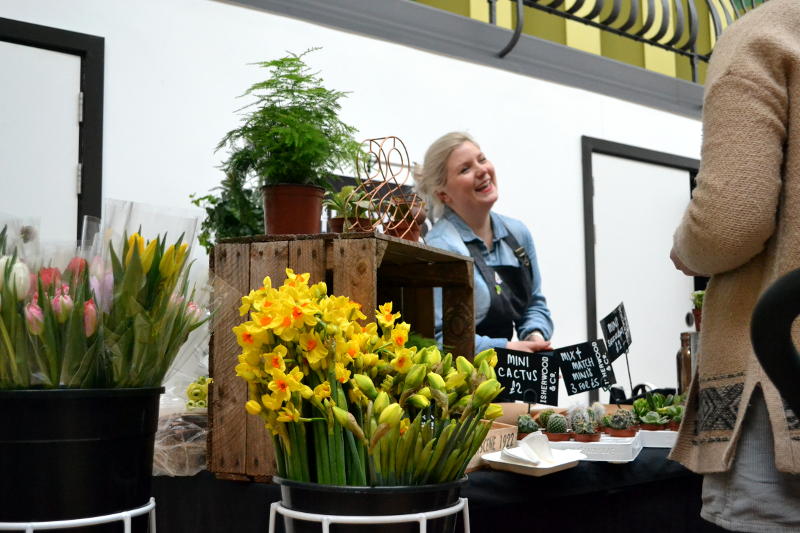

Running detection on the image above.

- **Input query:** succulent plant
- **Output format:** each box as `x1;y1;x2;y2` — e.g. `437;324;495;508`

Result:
601;414;613;428
538;408;555;428
608;409;636;430
640;411;669;425
517;414;539;433
546;413;568;434
570;409;597;435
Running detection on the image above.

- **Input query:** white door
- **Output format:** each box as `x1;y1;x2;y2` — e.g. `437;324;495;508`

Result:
592;153;694;400
0;40;81;244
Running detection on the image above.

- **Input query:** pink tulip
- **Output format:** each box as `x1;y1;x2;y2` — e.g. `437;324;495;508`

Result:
89;272;113;313
38;267;61;292
186;302;205;323
84;299;98;337
52;292;74;323
24;302;44;335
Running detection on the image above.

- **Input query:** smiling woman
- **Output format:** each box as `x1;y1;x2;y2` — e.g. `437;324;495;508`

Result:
415;132;554;355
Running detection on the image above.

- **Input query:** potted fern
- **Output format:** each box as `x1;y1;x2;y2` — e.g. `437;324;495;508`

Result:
216;49;361;235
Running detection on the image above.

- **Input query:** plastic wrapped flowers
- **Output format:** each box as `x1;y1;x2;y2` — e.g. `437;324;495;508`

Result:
0;226;208;389
234;269;504;486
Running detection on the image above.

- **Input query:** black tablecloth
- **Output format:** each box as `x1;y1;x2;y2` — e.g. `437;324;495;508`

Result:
152;449;724;532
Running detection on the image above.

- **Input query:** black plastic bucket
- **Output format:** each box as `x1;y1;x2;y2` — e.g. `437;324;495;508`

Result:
0;387;162;531
275;476;466;533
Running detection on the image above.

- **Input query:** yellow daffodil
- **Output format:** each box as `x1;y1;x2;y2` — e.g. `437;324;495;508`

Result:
314;381;331;401
335;362;351;384
245;400;262;415
267;368;301;403
391;348;414;374
390;322;411;348
376;302;401;329
263;345;287;373
261;393;284;411
277;403;304;423
298;331;327;366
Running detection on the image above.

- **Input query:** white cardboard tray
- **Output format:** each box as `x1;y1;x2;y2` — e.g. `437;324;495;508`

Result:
547;433;643;463
639;429;678;448
481;448;583;477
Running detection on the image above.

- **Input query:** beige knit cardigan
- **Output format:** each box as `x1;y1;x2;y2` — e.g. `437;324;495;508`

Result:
669;0;800;474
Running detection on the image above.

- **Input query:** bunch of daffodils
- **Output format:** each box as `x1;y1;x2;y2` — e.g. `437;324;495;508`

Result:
235;269;504;486
0;227;208;389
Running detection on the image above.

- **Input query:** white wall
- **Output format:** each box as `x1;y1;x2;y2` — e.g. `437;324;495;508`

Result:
0;0;702;404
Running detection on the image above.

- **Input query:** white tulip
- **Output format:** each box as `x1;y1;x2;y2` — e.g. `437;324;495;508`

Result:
10;261;30;300
0;255;12;290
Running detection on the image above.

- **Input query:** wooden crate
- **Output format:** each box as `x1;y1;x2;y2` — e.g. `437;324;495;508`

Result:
208;233;475;481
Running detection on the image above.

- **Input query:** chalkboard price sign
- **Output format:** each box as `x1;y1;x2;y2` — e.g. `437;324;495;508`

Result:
599;302;632;363
555;340;617;396
494;348;560;405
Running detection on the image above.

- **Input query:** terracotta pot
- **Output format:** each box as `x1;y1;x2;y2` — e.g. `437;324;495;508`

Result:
633;424;641;433
607;428;636;438
517;432;530;441
574;433;601;442
693;308;702;332
386;220;421;241
262;184;324;235
668;421;680;431
640;423;668;431
543;431;572;442
328;217;374;233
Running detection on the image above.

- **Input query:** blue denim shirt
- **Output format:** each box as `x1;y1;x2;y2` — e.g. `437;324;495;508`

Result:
424;207;554;354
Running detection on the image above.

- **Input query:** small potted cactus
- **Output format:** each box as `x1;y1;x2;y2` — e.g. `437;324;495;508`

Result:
543;413;572;442
570;408;601;442
536;408;556;428
516;414;540;439
607;409;637;438
601;414;614;434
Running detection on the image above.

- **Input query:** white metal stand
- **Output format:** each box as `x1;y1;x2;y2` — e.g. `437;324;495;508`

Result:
269;497;469;533
0;498;156;532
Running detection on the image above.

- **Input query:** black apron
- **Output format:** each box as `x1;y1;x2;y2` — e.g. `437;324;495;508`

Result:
465;225;534;340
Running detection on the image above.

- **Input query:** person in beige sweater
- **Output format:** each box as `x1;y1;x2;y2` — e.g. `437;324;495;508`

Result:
669;0;800;530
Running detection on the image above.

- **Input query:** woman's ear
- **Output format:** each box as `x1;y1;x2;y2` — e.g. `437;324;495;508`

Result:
436;191;449;204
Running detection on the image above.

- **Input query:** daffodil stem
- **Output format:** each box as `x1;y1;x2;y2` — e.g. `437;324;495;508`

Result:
312;420;329;484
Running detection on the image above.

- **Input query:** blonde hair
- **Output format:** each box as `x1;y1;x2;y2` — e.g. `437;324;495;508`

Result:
414;132;479;221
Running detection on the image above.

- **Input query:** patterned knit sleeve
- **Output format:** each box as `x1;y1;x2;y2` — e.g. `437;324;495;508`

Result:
673;72;787;275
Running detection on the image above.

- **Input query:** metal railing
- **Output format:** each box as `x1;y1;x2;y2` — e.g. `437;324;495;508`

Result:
490;0;766;82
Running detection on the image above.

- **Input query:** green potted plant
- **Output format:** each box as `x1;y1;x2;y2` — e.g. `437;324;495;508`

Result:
543;413;571;442
323;185;375;233
216;49;361;235
691;290;705;332
516;413;540;440
570;408;600;442
607;409;636;437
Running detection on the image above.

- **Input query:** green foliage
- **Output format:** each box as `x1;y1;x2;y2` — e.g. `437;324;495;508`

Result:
517;414;539;433
691;290;705;309
546;413;568;434
190;172;263;253
633;397;650;419
601;414;613;428
217;49;361;189
538;408;555;428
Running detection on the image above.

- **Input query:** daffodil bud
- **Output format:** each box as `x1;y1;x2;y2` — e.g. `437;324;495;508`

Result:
353;373;378;400
478;360;496;380
245;400;262;415
473;379;502;407
333;406;366;443
417;386;431;399
418;345;441;366
441;353;452;374
404;363;426;390
447;392;458;405
452;394;471;411
373;391;390;416
455;356;475;376
445;371;466;390
378;403;403;427
427;372;446;392
485;403;504;420
473;348;496;368
407;394;430;409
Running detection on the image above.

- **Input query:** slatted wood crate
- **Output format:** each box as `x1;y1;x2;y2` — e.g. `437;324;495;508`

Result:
208;233;474;481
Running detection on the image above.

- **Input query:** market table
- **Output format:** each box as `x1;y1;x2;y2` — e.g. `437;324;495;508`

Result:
152;448;725;532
